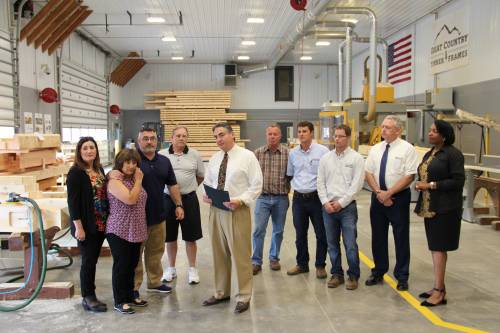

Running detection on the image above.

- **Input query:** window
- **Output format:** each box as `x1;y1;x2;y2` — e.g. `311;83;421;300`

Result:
0;126;14;139
275;66;294;102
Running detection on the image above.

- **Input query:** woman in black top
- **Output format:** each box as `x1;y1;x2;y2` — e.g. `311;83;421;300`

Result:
67;137;109;312
415;120;465;307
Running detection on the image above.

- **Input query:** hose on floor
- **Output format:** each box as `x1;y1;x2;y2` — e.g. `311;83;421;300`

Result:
0;194;47;312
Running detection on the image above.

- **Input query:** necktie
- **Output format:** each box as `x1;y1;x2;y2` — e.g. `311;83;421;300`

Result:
379;144;390;190
217;152;228;190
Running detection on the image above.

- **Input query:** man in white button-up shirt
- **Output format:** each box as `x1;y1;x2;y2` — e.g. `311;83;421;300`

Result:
202;123;263;314
317;125;365;290
364;115;418;291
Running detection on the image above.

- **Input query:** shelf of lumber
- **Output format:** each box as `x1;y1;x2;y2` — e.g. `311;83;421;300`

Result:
0;134;61;151
0;164;70;195
0;148;58;171
145;90;232;109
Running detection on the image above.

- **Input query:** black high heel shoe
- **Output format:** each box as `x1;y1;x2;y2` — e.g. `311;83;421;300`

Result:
420;288;447;307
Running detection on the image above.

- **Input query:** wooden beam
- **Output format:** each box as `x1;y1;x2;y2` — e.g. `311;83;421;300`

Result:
110;59;132;85
20;0;63;41
26;0;70;45
41;6;86;52
33;0;80;49
118;60;144;86
48;9;92;55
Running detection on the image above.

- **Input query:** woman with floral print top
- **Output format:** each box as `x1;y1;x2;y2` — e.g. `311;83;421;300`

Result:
67;137;109;313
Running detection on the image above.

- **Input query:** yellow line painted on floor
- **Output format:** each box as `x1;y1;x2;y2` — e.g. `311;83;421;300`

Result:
358;251;489;333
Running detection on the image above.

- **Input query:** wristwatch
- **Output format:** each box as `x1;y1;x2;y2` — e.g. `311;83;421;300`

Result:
175;204;183;208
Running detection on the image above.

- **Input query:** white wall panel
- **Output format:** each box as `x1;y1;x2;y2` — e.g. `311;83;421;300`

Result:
60;61;107;128
0;10;13;127
123;64;338;110
69;33;83;66
351;0;500;98
0;0;9;32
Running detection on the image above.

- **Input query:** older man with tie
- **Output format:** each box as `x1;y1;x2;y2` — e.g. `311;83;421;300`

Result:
202;122;263;314
364;115;419;291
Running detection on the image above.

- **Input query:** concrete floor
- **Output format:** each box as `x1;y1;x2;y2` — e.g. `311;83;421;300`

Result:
1;190;499;333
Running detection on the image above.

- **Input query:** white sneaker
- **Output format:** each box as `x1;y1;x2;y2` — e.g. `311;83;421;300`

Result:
162;267;177;282
188;267;200;285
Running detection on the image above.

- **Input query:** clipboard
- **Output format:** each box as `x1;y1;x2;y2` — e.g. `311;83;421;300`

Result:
203;184;231;211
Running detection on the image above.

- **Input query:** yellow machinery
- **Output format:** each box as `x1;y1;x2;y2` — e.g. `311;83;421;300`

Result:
318;110;356;148
362;55;395;103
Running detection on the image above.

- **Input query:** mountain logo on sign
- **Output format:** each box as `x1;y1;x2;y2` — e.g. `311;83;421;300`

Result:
434;24;461;42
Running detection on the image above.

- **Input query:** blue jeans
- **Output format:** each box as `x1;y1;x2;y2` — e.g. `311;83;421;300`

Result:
252;195;289;265
323;202;360;278
292;194;327;268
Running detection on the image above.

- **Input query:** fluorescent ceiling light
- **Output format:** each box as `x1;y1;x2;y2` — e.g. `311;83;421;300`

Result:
161;36;176;42
247;17;264;23
241;40;256;46
237;55;250;60
300;56;312;61
315;41;331;46
147;16;166;23
171;56;184;60
341;18;358;24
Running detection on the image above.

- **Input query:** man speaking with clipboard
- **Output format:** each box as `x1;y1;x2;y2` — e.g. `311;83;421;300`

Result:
202;122;263;314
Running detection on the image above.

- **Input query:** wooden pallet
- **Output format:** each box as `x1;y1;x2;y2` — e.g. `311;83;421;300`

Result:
0;148;58;172
0;164;70;196
0;134;61;151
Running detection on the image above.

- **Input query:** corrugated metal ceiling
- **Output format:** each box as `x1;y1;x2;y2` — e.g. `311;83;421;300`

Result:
78;0;455;64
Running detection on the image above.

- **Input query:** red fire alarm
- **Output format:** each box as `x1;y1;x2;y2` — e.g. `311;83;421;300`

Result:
290;0;307;11
110;104;120;115
39;87;58;103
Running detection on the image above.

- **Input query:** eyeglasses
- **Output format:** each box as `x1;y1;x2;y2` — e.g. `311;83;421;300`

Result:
334;135;347;138
142;136;157;142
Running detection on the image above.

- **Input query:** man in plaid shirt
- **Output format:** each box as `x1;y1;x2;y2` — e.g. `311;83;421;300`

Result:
252;124;290;275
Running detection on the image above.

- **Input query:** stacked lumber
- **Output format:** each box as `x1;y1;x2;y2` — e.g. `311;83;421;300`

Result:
145;90;248;160
0;134;70;197
0;134;61;172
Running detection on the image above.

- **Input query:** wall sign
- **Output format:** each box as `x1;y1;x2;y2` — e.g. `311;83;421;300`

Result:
430;11;470;74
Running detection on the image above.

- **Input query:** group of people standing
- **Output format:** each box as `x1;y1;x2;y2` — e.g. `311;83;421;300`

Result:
66;115;464;315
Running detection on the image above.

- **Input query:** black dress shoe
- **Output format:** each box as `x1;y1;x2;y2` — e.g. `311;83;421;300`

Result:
397;281;409;291
202;296;230;306
82;297;107;312
418;291;432;299
365;275;383;286
234;301;250;314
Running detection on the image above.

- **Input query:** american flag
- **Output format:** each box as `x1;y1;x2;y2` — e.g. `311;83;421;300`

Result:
387;34;412;85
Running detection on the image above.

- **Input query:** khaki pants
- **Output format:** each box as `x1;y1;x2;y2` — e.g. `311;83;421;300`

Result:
134;221;166;290
209;206;252;303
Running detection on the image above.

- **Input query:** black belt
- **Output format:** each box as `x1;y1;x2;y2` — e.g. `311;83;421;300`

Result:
293;191;318;199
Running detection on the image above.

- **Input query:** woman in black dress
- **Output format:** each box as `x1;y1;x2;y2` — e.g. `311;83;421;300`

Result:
415;120;465;307
67;137;109;312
